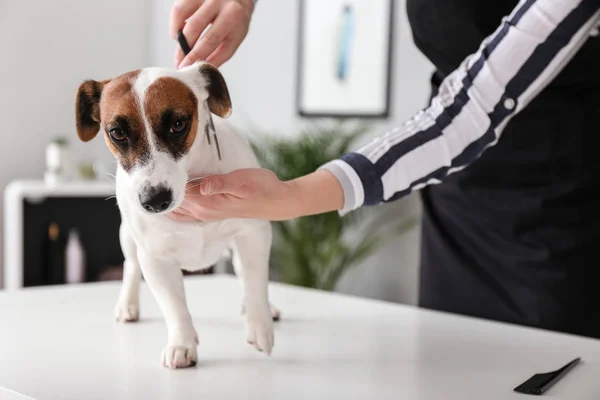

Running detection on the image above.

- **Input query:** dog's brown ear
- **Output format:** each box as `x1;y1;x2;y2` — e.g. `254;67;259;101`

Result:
75;80;109;141
199;63;232;118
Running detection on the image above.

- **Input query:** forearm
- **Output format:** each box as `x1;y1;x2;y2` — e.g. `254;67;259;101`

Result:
321;0;600;215
286;170;344;218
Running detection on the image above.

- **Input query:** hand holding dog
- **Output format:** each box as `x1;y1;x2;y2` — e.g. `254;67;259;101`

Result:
171;0;254;68
169;168;345;222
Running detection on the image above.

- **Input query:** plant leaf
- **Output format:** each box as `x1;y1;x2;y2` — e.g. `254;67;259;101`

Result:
247;120;417;291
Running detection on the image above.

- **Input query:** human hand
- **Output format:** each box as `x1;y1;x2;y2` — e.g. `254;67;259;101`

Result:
169;168;344;222
170;0;254;68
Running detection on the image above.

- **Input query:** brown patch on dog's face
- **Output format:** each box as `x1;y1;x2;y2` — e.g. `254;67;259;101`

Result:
143;77;198;160
98;70;152;172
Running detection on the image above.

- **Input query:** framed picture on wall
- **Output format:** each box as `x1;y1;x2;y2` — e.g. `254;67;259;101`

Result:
296;0;394;118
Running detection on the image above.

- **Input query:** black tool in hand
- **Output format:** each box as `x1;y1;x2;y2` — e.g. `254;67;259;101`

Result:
513;357;581;395
177;30;222;161
177;30;192;56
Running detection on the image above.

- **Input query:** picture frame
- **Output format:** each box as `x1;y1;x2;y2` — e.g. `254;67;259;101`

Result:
296;0;394;118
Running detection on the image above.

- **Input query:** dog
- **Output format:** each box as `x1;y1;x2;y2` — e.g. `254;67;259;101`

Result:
75;62;277;369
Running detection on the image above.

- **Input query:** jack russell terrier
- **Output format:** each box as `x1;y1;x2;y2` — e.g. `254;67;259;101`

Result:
75;62;277;369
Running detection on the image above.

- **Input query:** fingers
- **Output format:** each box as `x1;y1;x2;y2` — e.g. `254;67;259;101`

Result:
175;46;185;68
179;2;246;68
170;0;204;40
199;169;270;198
169;197;218;221
206;28;247;67
200;176;219;195
178;1;221;63
199;174;242;196
172;194;231;221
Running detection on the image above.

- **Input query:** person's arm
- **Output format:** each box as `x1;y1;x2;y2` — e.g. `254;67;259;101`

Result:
169;168;343;221
170;0;600;222
320;0;600;215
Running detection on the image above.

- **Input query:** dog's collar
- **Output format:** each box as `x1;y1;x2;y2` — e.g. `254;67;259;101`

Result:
204;106;222;161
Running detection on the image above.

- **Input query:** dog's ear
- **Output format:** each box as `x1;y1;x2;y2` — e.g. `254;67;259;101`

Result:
75;79;109;142
199;63;232;118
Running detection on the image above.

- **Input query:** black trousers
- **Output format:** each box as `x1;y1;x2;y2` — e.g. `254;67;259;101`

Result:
418;71;600;338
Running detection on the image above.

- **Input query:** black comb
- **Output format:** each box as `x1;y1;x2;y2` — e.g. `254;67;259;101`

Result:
177;30;192;56
179;31;222;161
513;358;581;395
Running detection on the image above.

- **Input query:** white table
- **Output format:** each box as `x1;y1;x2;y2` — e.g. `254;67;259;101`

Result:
0;276;599;399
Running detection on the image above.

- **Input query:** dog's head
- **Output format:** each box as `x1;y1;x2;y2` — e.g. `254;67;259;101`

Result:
75;63;231;215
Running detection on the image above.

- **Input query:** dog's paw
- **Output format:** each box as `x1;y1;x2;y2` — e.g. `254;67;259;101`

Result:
161;343;198;369
162;329;199;369
244;306;274;355
241;303;281;322
114;300;139;323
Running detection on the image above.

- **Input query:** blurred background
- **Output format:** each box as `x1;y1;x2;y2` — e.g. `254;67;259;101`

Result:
0;0;434;305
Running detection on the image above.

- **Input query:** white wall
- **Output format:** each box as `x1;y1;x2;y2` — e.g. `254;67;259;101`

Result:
151;1;434;135
151;0;434;304
0;0;150;287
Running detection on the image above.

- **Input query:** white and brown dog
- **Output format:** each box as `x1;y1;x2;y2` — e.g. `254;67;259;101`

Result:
75;62;276;368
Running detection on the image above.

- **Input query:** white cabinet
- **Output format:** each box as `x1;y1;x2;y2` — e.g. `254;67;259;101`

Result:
3;180;117;290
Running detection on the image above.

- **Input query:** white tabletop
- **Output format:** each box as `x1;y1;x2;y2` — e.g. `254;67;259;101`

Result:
0;276;599;400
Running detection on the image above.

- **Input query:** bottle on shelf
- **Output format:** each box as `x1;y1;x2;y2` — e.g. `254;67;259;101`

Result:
45;222;65;285
65;228;86;284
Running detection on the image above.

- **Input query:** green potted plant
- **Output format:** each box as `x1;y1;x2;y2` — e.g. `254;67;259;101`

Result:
250;121;417;291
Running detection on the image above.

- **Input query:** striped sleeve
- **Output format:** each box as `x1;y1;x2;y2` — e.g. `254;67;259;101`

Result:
320;0;600;215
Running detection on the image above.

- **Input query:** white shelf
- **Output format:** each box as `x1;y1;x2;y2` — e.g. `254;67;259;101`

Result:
5;179;115;200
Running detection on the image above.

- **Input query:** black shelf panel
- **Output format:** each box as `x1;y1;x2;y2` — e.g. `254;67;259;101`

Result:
23;197;124;287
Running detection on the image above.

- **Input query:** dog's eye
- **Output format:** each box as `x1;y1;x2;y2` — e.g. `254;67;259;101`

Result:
108;128;127;142
171;120;188;135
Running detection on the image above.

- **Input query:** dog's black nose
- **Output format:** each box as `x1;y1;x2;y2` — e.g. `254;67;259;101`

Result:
139;187;173;213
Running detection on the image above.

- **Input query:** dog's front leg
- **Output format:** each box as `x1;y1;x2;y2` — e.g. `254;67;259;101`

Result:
137;250;198;369
232;223;274;355
115;223;141;322
233;254;281;321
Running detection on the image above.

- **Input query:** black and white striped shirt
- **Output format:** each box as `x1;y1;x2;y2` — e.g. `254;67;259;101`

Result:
321;0;600;215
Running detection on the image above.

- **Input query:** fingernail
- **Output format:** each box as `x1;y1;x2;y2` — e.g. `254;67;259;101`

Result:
201;179;213;195
179;58;191;69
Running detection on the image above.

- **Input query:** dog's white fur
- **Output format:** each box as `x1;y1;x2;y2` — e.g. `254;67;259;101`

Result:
93;64;275;368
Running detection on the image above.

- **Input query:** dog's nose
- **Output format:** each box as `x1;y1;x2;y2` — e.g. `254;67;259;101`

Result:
139;187;173;213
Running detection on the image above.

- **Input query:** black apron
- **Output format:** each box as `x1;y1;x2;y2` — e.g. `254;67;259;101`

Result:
406;0;600;338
